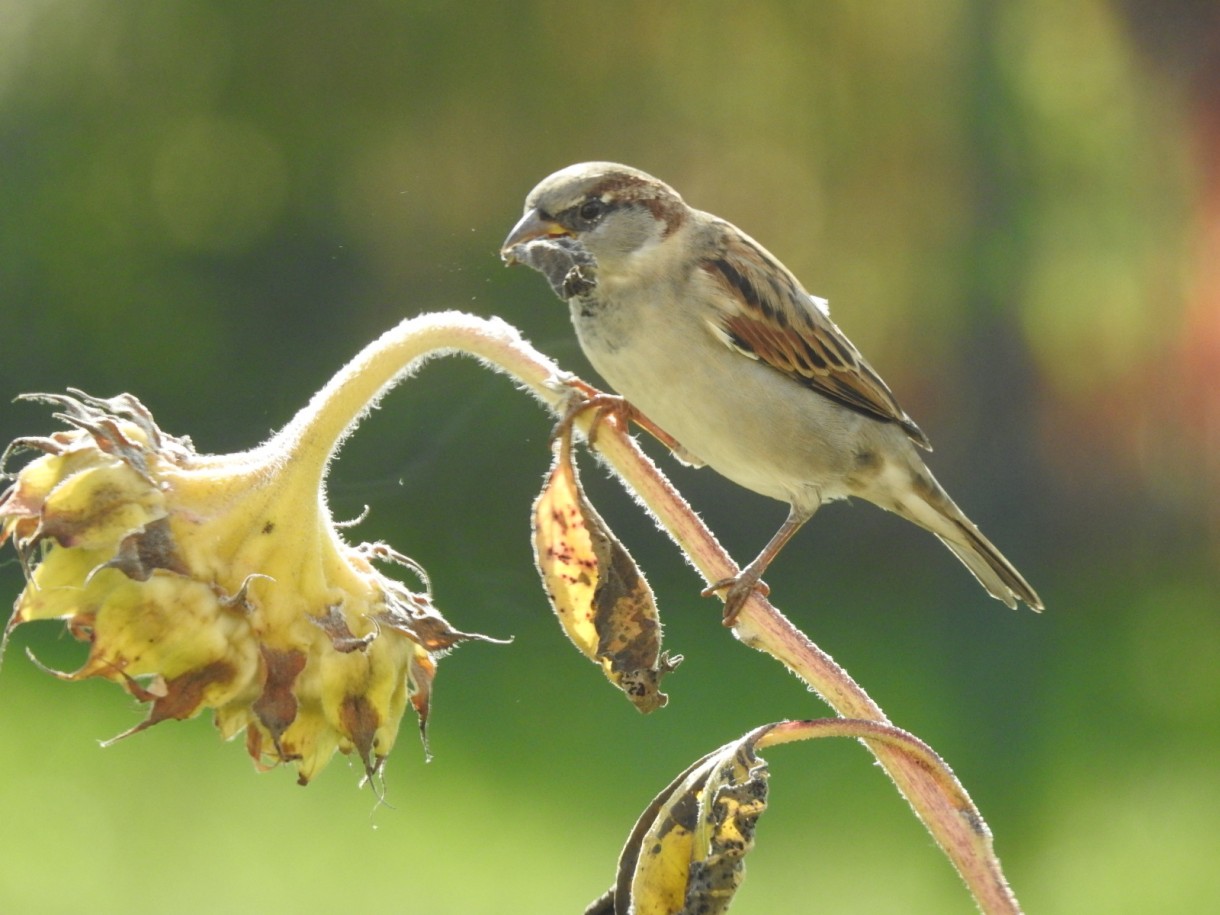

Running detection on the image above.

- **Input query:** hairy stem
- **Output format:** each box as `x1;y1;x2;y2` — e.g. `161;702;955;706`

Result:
587;407;1020;915
279;310;1020;915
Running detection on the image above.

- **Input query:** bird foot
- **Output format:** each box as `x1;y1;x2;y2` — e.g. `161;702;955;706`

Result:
702;572;770;626
551;385;634;450
552;381;686;455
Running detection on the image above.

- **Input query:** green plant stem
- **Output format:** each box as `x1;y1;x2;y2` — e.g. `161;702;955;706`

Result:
277;310;1021;915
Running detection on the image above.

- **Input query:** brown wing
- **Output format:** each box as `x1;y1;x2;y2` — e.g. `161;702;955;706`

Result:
700;229;931;450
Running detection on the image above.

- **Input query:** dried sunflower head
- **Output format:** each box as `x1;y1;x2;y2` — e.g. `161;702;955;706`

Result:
1;389;497;785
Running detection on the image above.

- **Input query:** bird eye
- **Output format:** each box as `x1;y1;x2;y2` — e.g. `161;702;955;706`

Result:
578;198;606;222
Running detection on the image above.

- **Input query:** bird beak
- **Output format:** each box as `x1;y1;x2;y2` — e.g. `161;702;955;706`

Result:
500;209;569;265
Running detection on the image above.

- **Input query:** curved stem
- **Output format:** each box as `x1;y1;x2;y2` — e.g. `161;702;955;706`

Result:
276;310;1021;915
587;408;1020;915
268;311;569;487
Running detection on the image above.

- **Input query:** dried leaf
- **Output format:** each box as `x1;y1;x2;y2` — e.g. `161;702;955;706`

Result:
339;693;380;775
311;604;376;653
533;426;679;712
101;660;240;747
105;517;190;580
407;648;437;756
375;584;506;653
596;718;989;913
253;645;307;751
597;728;771;915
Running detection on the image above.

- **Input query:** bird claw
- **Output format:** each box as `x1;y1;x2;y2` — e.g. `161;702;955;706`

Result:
702;573;770;626
551;380;689;457
550;385;634;450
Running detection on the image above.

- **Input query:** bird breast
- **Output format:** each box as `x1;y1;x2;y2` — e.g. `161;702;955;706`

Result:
570;274;873;512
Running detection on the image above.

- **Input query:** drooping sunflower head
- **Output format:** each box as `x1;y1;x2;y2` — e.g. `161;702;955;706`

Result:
1;389;497;785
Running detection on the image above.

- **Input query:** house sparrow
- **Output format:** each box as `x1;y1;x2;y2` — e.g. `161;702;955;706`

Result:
502;162;1042;623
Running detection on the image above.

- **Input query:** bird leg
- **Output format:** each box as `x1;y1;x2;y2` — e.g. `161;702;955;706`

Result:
703;505;811;626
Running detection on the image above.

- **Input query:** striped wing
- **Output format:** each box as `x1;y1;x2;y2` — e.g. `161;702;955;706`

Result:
700;229;931;450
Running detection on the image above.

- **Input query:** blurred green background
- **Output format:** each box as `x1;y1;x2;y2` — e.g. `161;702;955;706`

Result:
1;2;1217;912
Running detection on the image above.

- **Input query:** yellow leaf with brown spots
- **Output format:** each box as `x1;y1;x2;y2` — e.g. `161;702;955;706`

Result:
592;728;770;915
532;425;679;713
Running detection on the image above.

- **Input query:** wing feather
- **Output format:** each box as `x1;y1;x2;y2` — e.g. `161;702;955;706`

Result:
700;228;931;450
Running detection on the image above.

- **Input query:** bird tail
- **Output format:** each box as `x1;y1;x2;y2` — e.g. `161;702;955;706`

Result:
892;471;1043;612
